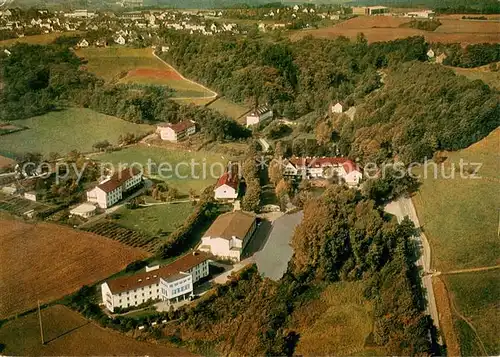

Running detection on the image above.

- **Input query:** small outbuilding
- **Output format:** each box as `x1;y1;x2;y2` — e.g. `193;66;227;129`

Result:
70;203;97;218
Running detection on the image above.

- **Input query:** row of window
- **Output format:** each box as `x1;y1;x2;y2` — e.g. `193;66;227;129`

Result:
172;284;190;295
118;284;159;297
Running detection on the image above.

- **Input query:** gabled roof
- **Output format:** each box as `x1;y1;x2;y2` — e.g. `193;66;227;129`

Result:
106;251;210;294
215;171;238;190
203;211;256;241
97;167;141;193
288;157;360;174
157;120;195;133
248;105;272;117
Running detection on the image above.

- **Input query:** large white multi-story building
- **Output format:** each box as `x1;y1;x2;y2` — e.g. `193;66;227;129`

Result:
101;252;210;312
199;211;257;261
86;167;142;209
283;157;363;186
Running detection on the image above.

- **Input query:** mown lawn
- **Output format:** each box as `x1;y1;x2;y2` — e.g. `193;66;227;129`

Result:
113;202;195;237
0;108;153;157
76;47;213;98
445;270;500;355
207;97;250;120
412;128;500;272
96;146;227;195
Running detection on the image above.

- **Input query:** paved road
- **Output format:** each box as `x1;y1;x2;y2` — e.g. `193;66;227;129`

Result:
385;198;440;335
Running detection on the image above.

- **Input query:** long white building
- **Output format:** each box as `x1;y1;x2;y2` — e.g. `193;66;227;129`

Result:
101;252;210;312
87;167;142;209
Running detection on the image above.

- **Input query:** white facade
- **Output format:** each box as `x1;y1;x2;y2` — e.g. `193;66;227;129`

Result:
24;192;37;202
102;257;209;312
77;39;89;47
115;35;126;45
200;236;244;261
156;123;196;142
427;49;435;59
246;108;273;126
214;184;238;200
86;169;142;209
87;186;122;209
331;102;343;114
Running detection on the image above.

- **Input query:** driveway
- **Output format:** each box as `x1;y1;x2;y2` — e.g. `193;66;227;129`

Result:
254;211;303;281
384;197;439;336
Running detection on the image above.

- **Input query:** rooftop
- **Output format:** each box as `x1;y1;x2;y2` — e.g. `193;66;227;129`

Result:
288;157;360;173
215;171;239;190
105;251;210;294
97;167;141;193
157;120;195;133
203;211;256;241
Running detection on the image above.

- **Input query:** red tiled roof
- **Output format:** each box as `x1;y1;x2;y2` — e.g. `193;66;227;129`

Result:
288;157;360;174
157;120;195;133
106;251;210;294
97;167;141;193
215;172;239;190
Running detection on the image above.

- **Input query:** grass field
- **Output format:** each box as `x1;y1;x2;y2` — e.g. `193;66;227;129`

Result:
0;108;153;157
0;218;149;319
290;16;500;44
0;31;83;47
76;47;214;99
96;145;226;195
207;97;250;121
0;304;192;356
449;63;500;90
290;281;382;356
113;202;195;237
444;270;500;355
412;128;500;272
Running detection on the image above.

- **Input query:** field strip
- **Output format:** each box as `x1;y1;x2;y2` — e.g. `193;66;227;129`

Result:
439;265;500;275
152;51;217;100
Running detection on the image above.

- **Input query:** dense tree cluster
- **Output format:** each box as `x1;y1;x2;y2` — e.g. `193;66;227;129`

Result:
439;43;500;68
340;61;499;163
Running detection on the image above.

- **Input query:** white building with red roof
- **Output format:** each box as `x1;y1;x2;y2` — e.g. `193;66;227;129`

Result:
156;120;196;142
283;157;362;186
86;167;142;209
214;171;239;200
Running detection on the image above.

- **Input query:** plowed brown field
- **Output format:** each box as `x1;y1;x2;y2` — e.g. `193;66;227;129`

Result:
0;219;150;318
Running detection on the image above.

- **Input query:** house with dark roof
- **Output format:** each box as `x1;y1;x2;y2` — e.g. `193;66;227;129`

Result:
246;105;273;126
199;211;257;261
101;251;210;312
156;120;196;142
86;167;142;208
283;157;362;186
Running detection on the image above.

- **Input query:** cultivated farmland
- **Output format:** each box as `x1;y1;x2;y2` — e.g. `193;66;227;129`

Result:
290;16;500;44
82;220;160;254
76;47;214;99
0;108;153;157
96;146;226;195
0;304;193;356
0;218;149;319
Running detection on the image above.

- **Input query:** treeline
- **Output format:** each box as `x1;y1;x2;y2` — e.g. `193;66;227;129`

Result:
339;61;499;163
158;31;430;118
439;43;500;68
0;43;249;141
